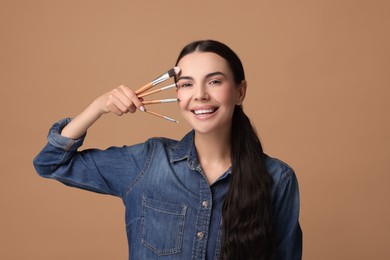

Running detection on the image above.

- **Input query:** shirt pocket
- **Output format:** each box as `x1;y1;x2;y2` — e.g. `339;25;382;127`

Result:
140;196;187;256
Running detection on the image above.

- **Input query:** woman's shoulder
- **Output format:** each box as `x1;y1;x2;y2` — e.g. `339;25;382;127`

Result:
263;154;298;189
139;131;194;154
121;136;179;152
128;135;183;155
110;132;194;161
144;136;180;149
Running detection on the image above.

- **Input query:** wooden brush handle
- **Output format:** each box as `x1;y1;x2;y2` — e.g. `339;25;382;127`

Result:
135;82;153;95
137;88;161;98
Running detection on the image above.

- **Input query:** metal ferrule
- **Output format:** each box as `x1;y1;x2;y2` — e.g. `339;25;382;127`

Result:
160;83;177;90
163;116;178;123
151;73;170;86
160;98;179;103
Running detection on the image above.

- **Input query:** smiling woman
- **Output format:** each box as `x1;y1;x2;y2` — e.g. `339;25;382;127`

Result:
33;39;302;260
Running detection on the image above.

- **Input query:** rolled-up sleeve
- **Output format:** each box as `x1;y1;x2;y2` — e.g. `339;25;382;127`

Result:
33;118;150;198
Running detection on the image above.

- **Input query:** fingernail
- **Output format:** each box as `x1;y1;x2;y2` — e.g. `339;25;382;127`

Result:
139;106;145;112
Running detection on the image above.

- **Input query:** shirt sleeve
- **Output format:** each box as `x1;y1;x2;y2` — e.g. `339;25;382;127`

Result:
33;118;151;198
272;166;303;260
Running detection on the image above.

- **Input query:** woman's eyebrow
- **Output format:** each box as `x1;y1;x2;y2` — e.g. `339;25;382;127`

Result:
177;75;193;81
177;71;226;81
205;71;226;78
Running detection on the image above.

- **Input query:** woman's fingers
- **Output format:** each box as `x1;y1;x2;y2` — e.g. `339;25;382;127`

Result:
111;87;135;113
119;85;145;112
106;92;129;116
104;85;145;116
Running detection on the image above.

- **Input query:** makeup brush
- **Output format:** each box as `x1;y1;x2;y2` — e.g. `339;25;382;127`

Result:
144;109;179;123
142;98;179;105
137;83;177;98
135;67;180;95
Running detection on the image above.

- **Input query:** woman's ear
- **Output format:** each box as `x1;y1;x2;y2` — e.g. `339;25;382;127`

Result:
236;80;247;105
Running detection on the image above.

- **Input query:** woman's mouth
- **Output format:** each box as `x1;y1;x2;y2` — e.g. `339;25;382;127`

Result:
191;107;219;115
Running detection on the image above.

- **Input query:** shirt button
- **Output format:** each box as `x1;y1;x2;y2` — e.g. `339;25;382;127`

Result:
196;232;204;239
202;201;209;208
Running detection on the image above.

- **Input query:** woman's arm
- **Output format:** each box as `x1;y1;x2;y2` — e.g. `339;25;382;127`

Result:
33;117;152;197
33;85;149;197
61;85;145;139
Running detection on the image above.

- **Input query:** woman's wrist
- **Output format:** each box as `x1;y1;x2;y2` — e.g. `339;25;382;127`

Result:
60;102;103;139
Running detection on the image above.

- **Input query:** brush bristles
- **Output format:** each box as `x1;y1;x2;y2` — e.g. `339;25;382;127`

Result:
168;67;181;77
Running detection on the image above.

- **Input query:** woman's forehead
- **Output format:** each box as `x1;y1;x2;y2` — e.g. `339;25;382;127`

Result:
177;52;231;77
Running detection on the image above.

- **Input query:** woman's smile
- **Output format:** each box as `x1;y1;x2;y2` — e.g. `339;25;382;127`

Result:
191;105;219;118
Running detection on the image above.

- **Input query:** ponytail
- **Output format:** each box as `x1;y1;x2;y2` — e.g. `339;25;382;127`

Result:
221;105;275;260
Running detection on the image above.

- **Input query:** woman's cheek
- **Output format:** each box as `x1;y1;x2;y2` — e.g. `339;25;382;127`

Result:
176;91;189;109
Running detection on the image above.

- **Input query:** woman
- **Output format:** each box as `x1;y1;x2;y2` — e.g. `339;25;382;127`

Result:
34;40;302;259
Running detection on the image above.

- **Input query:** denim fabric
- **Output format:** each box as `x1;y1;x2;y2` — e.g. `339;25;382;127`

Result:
33;118;302;259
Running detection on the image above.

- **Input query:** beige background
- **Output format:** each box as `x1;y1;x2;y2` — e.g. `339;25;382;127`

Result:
1;0;389;259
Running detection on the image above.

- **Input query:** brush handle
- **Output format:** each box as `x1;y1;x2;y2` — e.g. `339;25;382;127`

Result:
135;82;153;95
137;83;176;98
137;88;161;98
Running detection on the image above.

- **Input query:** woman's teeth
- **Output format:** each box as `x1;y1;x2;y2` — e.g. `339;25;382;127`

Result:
193;109;216;115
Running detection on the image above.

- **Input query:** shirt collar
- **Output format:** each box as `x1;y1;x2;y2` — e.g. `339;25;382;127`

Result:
170;131;233;179
170;130;197;164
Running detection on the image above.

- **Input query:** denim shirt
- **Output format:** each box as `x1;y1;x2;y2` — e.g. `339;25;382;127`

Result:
33;118;302;260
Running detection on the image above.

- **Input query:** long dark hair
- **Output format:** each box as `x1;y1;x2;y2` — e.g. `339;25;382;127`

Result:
176;40;275;259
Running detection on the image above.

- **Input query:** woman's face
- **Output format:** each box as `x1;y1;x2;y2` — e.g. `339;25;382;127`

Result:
176;52;246;135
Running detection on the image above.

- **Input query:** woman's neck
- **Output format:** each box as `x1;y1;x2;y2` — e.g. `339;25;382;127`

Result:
194;130;232;184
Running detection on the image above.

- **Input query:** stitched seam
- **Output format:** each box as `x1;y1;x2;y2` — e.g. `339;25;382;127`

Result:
122;141;154;200
63;138;75;151
278;168;294;191
50;150;71;172
144;204;187;215
51;175;111;195
269;157;296;191
88;150;114;195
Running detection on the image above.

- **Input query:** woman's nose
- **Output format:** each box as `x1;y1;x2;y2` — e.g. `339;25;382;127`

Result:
194;85;209;101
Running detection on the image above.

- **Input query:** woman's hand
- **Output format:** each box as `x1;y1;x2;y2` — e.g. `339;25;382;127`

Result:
61;85;144;139
94;85;145;116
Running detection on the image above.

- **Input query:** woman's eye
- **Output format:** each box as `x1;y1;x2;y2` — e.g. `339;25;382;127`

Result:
209;80;221;85
178;82;193;88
